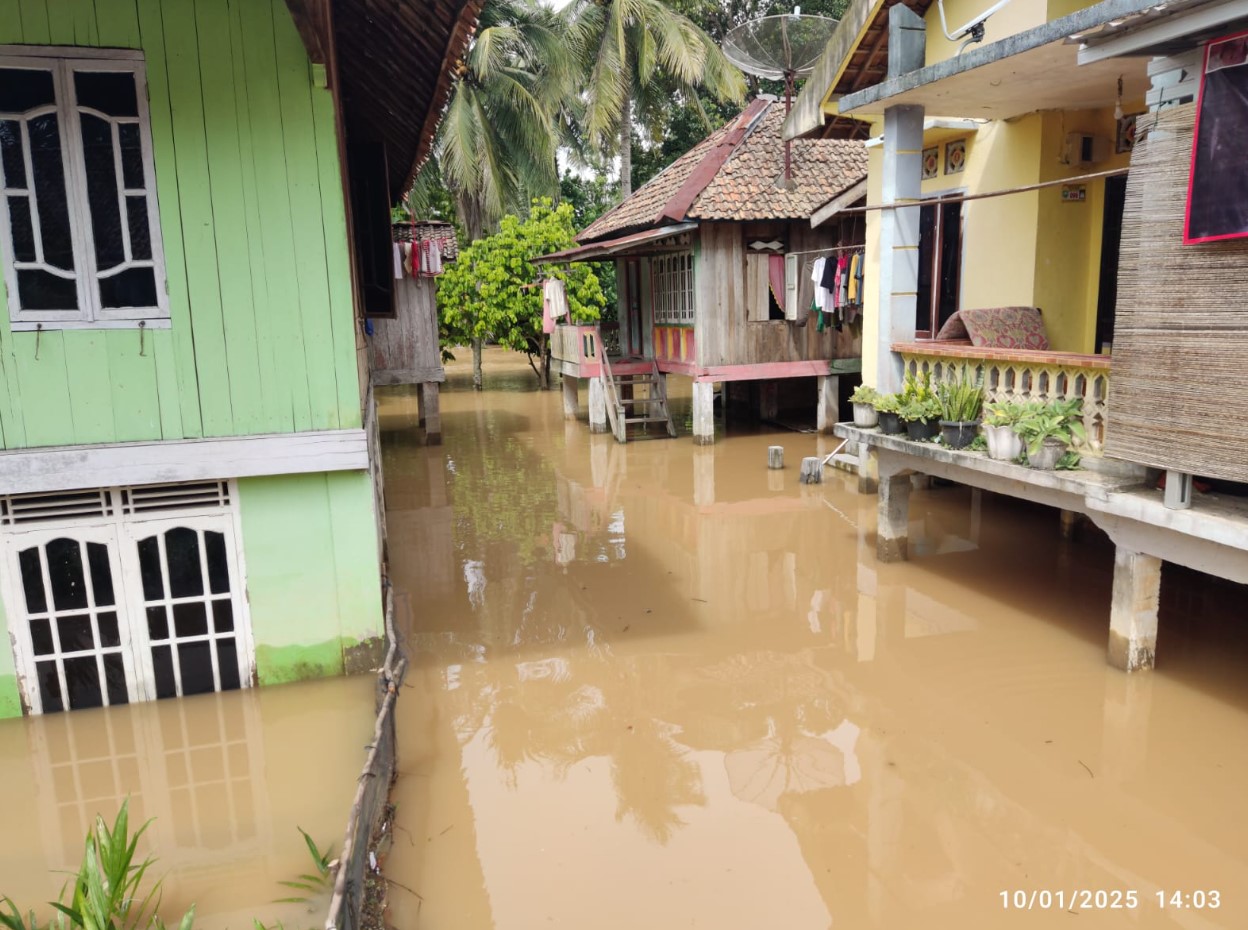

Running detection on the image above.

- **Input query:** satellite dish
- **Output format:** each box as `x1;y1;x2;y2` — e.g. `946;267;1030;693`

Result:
722;12;840;83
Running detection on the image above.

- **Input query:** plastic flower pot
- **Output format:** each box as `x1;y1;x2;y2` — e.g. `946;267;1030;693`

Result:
1028;437;1066;470
878;412;905;435
904;418;940;441
984;424;1023;461
853;402;879;428
940;419;980;450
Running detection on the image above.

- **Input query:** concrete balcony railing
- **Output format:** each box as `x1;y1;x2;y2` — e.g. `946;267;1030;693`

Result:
893;341;1111;454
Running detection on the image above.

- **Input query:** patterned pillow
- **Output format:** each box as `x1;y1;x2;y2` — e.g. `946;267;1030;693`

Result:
959;307;1049;350
935;312;970;341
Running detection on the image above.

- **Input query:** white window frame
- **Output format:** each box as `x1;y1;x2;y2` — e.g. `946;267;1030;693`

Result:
0;482;253;715
651;252;694;326
0;46;169;330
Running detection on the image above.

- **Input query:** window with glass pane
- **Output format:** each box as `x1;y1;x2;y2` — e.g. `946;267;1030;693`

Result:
652;253;694;326
0;52;167;328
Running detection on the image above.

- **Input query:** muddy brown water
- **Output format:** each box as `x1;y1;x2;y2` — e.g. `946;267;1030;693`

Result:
0;674;374;926
381;348;1248;930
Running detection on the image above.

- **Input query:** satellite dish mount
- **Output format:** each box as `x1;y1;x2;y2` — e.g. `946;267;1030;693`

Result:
723;9;840;186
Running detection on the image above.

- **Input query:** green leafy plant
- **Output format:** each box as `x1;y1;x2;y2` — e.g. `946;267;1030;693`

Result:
965;434;988;452
1056;450;1082;470
1;800;194;930
275;829;334;905
982;400;1028;428
901;370;936;405
849;384;879;405
898;395;941;424
937;369;984;422
873;392;903;414
1012;399;1087;458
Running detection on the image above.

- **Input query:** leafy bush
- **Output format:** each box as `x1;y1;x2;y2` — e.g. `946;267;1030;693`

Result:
983;400;1028;428
1012;398;1087;458
849;384;879;405
873;392;903;414
899;395;941;424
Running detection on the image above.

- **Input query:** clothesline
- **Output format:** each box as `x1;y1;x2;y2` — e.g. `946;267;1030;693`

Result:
788;242;865;259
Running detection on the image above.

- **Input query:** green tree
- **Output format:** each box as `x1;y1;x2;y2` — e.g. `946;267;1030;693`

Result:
559;170;619;321
438;200;606;389
568;0;747;198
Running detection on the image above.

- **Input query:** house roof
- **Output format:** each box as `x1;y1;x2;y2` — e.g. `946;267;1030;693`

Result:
785;0;936;142
285;0;484;200
579;97;868;243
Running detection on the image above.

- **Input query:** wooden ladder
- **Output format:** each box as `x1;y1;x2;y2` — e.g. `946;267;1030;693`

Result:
599;354;677;443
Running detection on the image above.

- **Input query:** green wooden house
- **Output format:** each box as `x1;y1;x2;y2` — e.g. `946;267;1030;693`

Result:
0;0;480;716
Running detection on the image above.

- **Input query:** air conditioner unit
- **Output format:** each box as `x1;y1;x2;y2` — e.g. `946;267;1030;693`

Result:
1062;132;1111;167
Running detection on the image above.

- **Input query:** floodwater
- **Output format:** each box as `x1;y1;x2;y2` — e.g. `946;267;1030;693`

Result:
0;674;374;927
381;348;1248;930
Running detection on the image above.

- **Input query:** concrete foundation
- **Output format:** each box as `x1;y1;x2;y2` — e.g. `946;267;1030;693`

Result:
588;377;609;434
692;381;715;445
562;376;578;420
1108;548;1161;672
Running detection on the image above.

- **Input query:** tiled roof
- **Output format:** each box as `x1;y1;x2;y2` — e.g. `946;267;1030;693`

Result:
578;97;867;243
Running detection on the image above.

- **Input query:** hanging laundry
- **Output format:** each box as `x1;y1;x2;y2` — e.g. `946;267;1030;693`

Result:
847;252;861;304
810;256;826;309
393;242;403;280
853;251;864;303
542;277;568;334
768;254;786;315
837;254;850;309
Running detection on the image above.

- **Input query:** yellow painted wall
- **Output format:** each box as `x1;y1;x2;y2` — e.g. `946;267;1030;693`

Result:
924;0;1046;65
1032;106;1135;353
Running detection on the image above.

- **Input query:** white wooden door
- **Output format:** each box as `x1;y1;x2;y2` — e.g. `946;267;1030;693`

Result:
3;527;142;714
121;515;252;699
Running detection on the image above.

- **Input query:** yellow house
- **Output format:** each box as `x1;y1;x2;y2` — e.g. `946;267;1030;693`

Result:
785;0;1248;671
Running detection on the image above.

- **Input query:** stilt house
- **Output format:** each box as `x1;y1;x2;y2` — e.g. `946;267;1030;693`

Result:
544;96;868;444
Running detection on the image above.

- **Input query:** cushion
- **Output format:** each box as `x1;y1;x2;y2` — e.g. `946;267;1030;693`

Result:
958;306;1049;350
934;313;969;341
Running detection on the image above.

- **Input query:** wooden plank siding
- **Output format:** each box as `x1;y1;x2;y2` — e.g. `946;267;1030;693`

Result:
695;222;858;369
369;276;445;386
0;0;360;450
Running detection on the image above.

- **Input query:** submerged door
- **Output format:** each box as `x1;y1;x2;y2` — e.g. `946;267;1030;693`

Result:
6;529;140;714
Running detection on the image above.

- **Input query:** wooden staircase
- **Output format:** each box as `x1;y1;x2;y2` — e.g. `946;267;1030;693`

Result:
599;352;677;443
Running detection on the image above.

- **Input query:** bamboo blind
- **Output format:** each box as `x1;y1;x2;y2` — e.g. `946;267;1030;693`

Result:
1106;103;1248;482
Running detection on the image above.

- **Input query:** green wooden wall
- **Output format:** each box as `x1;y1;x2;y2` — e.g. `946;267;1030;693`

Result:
0;0;362;449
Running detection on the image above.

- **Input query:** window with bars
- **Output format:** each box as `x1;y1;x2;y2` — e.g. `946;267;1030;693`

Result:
651;252;694;325
1;483;250;715
0;49;168;329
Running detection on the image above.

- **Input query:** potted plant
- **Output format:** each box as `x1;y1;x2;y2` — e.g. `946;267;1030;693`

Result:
899;394;942;440
937;371;983;449
1013;398;1087;470
874;393;905;435
898;371;940;440
982;400;1026;461
849;384;880;428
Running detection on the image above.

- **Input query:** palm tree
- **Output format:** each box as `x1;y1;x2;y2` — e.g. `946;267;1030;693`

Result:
569;0;746;198
431;0;575;386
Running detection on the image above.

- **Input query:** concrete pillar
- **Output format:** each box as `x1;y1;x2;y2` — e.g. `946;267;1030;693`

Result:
693;448;715;508
858;445;879;495
759;381;779;420
876;6;924;398
817;375;839;433
692;381;715;445
877;471;912;563
1108;548;1162;672
562;375;578;420
416;382;425;427
588;377;609;434
421;382;441;445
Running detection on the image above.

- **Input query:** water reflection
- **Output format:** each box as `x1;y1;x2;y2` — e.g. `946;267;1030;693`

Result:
382;351;1248;930
0;676;374;927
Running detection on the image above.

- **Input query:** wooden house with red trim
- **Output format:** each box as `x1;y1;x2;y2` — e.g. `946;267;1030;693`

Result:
543;96;868;444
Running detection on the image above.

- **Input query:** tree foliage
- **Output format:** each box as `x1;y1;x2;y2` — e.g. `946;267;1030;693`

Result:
438;200;606;387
